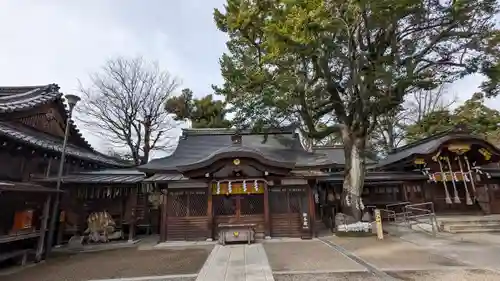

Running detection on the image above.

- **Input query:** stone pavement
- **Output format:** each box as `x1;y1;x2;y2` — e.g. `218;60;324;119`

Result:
196;244;274;281
387;225;500;272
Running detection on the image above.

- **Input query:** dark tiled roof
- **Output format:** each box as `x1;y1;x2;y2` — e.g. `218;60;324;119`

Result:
0;84;94;151
0;85;61;113
143;173;188;182
376;126;500;168
38;169;144;184
138;128;344;172
0;121;128;167
0;181;63;193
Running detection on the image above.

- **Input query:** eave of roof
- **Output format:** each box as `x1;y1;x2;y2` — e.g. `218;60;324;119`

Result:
37;169;144;184
0;121;128;167
0;181;63;193
0;84;99;153
319;171;427;182
376;127;500;169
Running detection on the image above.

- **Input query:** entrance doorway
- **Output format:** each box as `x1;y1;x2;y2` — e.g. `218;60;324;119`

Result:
212;194;265;237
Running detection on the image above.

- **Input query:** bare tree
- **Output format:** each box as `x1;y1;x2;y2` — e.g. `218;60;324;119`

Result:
406;84;457;123
371;85;457;155
78;56;180;165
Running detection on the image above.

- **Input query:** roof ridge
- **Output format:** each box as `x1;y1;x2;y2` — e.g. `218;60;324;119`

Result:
389;127;454;154
182;127;296;136
0;84;58;95
313;145;344;149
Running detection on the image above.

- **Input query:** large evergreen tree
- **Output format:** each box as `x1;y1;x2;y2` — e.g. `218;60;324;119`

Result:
165;88;231;128
213;0;500;219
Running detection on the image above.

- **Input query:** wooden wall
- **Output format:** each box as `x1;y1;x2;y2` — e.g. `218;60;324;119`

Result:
269;186;308;238
165;189;209;241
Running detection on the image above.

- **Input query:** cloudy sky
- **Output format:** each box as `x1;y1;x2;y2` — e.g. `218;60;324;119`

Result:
0;0;498;158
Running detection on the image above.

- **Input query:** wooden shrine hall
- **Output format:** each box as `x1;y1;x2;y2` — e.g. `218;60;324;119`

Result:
0;84;129;265
7;86;500;245
134;125;500;242
137;127;338;241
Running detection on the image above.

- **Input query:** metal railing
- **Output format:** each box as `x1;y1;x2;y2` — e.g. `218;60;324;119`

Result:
403;202;438;236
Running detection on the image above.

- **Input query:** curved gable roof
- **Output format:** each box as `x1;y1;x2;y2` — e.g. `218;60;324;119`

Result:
377;126;500;168
139;128;345;173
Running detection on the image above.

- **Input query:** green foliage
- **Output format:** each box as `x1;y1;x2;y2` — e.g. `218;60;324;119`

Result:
406;93;500;144
213;0;500;141
165;88;231;128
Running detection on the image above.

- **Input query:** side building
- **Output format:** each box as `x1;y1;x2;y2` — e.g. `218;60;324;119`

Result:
0;85;129;263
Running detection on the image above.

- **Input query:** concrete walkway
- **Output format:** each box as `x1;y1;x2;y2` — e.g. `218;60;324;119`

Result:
196;244;275;281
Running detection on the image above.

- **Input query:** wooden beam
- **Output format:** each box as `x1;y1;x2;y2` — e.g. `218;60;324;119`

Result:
35;194;52;262
207;181;213;240
128;186;138;242
308;180;316;238
264;182;270;238
160;188;168;242
45;157;53;178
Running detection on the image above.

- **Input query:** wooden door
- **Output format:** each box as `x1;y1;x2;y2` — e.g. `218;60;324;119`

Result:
269;187;307;238
213;195;265;237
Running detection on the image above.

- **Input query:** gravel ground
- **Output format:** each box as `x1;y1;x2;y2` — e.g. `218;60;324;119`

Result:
1;246;213;281
274;269;500;281
387;269;500;281
263;241;364;272
111;279;195;281
326;236;465;270
274;272;382;281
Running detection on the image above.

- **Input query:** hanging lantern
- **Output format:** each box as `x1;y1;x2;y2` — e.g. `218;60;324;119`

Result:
243;180;247;192
216;181;221;195
228;181;233;193
254;179;259;192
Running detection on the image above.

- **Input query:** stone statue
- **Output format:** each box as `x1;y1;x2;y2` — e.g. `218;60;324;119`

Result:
83;211;122;243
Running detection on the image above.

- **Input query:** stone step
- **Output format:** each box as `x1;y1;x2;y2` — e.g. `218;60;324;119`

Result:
445;224;500;233
440;219;500;226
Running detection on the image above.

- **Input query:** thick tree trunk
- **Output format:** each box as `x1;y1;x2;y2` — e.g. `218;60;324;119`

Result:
341;130;366;221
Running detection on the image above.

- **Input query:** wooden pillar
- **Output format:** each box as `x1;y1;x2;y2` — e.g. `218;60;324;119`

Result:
207;181;213;240
128;186;138;242
308;180;316;237
45;157;53;178
160;187;168;242
35;194;52;262
264;181;270;238
56;191;69;245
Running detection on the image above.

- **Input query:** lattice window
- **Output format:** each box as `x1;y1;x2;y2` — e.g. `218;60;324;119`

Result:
213;195;237;216
167;190;207;217
240;195;264;215
269;188;288;214
289;188;307;214
188;191;207;216
168;191;188;217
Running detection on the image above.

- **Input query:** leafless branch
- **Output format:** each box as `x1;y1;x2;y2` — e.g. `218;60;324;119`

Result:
77;56;180;165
